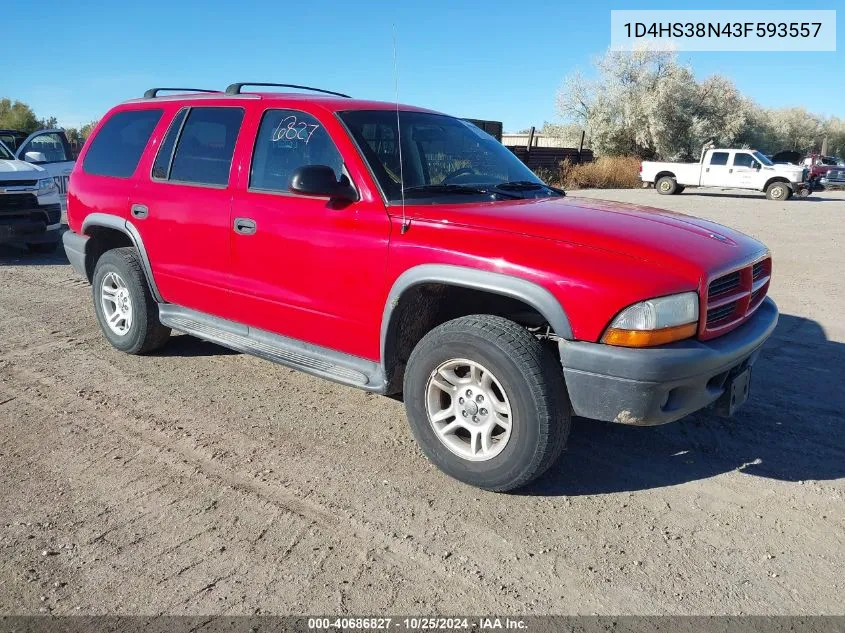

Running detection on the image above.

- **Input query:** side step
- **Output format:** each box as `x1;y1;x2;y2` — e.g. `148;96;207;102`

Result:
158;305;387;393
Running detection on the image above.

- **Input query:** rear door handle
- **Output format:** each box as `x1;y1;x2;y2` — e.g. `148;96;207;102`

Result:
233;217;257;235
131;204;149;219
728;169;733;173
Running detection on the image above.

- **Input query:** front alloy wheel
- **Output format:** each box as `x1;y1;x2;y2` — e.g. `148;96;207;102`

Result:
426;358;512;461
403;314;571;491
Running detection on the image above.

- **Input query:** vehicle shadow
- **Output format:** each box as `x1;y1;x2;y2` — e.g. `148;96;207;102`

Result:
523;313;845;496
0;227;69;266
157;333;240;357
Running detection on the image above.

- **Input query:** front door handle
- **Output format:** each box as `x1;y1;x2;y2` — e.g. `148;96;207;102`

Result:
728;168;733;173
131;204;149;219
233;217;257;235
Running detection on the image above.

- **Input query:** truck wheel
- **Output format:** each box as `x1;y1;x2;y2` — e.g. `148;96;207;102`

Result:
765;182;789;200
656;176;678;195
403;315;570;492
797;188;810;198
92;247;170;354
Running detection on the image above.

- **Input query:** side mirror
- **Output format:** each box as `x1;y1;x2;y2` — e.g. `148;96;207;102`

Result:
289;165;357;202
24;151;47;163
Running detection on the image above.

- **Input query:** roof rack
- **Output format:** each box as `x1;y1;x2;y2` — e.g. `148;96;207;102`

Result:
224;83;351;98
143;88;219;99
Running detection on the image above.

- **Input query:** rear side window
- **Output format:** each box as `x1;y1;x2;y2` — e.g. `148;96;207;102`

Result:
83;109;163;178
168;107;244;186
152;108;188;179
250;109;343;193
709;152;729;166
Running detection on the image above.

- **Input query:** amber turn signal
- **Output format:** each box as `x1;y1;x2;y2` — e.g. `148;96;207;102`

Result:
602;322;698;347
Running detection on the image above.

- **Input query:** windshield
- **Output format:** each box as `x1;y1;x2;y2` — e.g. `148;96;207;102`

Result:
753;151;773;166
0;141;14;160
339;110;549;203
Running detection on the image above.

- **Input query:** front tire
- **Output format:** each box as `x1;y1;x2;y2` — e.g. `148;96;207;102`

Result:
766;181;790;200
656;176;678;195
92;247;170;354
403;315;570;492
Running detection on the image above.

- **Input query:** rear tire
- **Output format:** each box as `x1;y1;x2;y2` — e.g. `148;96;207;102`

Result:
92;247;170;354
403;315;570;492
656;176;678;195
765;181;790;200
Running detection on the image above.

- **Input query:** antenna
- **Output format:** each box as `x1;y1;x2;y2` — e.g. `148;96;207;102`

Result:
393;25;409;234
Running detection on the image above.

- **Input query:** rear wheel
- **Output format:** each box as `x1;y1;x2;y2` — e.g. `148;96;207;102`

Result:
92;247;170;354
765;181;790;200
403;315;570;492
656;176;678;195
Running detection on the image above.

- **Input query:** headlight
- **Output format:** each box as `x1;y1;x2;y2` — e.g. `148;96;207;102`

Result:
602;292;699;347
37;178;57;195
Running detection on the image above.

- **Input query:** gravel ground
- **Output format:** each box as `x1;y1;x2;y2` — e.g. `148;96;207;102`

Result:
0;188;843;615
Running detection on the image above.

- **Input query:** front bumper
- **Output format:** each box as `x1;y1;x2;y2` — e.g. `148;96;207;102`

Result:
559;297;779;425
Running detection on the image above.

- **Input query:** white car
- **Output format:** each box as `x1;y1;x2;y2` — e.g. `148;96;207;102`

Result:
0;128;75;212
640;149;809;200
0;140;63;253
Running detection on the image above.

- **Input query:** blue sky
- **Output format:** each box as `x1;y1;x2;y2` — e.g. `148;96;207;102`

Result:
4;0;841;131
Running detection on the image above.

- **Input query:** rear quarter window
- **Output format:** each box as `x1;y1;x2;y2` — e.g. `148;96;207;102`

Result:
83;109;163;178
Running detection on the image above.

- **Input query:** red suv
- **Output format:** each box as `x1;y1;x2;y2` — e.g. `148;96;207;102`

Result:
63;84;778;491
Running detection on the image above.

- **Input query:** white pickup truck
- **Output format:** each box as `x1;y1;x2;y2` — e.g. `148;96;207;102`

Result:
640;149;809;200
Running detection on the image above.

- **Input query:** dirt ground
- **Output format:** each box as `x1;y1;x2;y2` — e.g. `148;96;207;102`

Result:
1;188;843;616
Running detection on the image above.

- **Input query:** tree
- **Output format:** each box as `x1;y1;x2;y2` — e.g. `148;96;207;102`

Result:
555;49;839;160
0;98;41;133
79;120;98;139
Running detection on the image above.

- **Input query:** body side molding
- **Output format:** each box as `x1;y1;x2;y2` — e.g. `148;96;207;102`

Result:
81;212;163;302
380;264;573;361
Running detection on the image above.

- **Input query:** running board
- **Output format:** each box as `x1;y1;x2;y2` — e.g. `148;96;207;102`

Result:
158;305;387;392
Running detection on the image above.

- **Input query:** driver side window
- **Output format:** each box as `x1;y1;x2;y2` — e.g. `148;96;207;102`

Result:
21;133;71;164
250;109;343;193
732;153;757;169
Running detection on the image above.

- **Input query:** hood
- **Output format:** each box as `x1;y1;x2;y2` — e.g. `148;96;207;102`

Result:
403;196;767;280
0;159;46;176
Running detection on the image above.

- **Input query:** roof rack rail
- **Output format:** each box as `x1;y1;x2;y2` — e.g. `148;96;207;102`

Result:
225;83;351;98
143;88;219;99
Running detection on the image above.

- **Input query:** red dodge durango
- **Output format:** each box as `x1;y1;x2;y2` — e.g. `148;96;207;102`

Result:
62;84;778;491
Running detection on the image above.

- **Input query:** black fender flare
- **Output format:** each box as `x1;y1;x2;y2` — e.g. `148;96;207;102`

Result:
379;263;573;362
81;213;163;302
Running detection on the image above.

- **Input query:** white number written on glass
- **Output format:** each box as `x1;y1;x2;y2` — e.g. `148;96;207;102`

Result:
272;116;320;143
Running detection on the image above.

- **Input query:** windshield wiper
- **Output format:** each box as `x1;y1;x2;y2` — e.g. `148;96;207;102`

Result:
494;181;566;196
402;184;521;199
